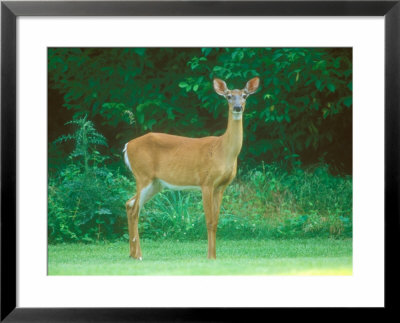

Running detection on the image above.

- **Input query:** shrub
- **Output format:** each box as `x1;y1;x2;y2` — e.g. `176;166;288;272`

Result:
48;117;132;243
48;165;132;243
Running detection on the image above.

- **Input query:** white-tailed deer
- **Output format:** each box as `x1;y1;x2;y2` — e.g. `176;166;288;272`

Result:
124;77;260;259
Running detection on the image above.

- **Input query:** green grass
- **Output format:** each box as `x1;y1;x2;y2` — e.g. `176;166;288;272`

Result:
48;238;352;275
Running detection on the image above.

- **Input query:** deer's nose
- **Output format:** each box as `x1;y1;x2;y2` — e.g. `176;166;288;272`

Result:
233;106;242;112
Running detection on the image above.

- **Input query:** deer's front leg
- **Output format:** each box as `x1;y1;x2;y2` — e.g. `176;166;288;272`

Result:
213;187;225;219
126;194;142;260
202;186;219;259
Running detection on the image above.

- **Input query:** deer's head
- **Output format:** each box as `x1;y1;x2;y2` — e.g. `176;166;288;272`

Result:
213;77;260;120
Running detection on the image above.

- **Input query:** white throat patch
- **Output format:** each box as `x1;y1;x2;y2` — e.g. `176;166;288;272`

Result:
233;112;243;120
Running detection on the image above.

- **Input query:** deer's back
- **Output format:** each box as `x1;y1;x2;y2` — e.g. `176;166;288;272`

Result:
126;132;223;186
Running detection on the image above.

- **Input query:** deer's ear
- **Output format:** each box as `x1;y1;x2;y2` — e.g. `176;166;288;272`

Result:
244;77;260;94
213;78;228;96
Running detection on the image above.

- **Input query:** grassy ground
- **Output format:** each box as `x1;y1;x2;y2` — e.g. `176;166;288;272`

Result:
48;238;352;275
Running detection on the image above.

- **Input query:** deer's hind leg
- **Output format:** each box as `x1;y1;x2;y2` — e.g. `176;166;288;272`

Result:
126;190;142;260
126;179;162;259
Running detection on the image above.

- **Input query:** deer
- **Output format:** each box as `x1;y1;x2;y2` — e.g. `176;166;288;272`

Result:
123;77;260;259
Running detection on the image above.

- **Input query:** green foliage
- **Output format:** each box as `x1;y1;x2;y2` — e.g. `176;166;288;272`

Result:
139;190;206;241
54;116;108;172
48;165;131;243
48;117;131;243
48;47;352;171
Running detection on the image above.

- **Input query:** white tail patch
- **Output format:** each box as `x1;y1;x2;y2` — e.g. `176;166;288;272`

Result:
123;143;133;172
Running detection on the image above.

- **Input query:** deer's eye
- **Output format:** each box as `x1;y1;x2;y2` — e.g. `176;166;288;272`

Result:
227;94;232;99
242;94;247;99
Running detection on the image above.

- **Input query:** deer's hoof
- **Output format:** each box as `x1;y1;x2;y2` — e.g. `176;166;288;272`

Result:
130;255;143;261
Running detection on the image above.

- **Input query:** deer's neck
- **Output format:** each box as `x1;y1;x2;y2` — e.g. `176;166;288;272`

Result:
221;112;243;162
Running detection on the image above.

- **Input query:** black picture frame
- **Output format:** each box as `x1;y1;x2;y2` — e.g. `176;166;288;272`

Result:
1;0;399;321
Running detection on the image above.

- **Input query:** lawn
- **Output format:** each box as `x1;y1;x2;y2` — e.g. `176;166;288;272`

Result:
48;238;352;275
